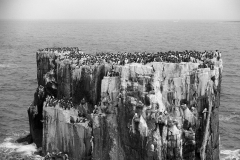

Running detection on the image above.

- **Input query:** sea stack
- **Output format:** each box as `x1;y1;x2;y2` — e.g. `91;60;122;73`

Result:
25;48;222;160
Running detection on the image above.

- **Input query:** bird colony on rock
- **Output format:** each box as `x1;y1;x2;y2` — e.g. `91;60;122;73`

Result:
23;47;222;160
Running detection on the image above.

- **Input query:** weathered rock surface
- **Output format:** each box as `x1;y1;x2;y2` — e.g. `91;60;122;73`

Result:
22;49;222;160
42;103;92;160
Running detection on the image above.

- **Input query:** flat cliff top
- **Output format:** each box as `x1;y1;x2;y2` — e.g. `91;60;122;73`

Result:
37;47;222;68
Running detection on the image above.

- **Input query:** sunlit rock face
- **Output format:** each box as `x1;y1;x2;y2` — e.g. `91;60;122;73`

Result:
29;48;222;160
42;102;92;160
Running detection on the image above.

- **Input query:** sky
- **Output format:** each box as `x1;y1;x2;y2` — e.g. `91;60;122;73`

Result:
0;0;240;20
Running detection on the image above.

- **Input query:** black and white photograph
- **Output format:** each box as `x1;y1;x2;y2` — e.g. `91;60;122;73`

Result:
0;0;239;159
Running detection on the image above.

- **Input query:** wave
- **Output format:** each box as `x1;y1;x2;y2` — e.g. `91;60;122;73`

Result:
0;64;18;68
0;137;43;160
220;149;240;160
219;114;240;122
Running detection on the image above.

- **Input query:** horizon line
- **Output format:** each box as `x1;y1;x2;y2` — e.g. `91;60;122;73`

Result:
0;18;240;21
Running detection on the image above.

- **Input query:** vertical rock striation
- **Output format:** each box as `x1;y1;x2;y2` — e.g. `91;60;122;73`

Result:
23;48;222;160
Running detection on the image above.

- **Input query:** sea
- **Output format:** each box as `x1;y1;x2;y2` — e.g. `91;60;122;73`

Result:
0;20;239;160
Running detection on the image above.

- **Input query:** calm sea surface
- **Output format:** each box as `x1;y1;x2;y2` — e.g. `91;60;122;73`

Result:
0;20;240;159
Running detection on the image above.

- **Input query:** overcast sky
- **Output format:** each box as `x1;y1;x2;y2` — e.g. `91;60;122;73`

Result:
0;0;240;20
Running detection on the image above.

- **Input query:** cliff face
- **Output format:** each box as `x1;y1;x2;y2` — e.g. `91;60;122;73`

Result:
93;63;221;160
42;104;92;160
27;49;222;160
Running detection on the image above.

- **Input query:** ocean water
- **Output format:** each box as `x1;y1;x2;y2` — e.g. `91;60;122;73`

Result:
0;20;240;159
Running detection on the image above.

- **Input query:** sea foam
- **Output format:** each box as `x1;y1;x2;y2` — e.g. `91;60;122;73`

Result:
0;137;43;160
220;149;240;160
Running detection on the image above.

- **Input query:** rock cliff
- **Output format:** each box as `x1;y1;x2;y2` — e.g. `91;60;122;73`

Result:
22;48;222;160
